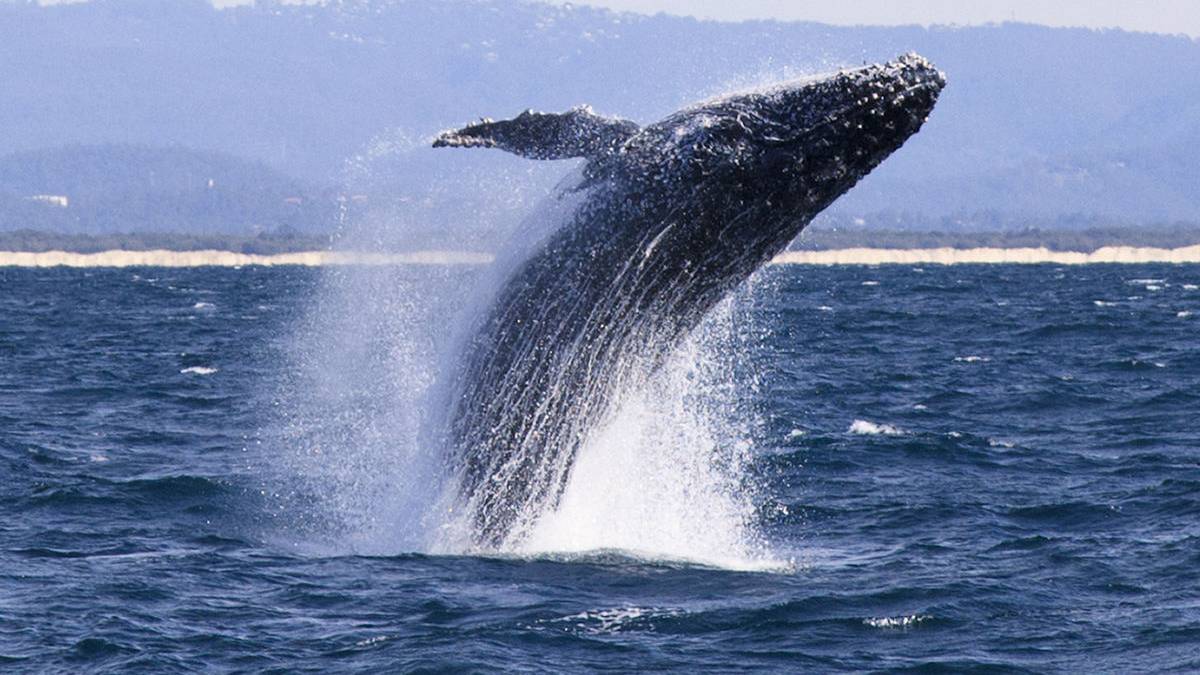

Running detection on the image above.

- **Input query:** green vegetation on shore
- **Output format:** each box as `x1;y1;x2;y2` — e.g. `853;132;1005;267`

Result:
4;226;1199;255
0;229;331;255
0;145;338;236
793;226;1200;252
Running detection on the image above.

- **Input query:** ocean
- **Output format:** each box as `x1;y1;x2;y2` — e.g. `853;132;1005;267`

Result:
1;262;1197;672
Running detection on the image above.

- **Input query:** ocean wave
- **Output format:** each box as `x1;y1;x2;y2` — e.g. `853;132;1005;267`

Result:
26;475;230;510
180;366;218;375
863;614;931;629
1105;358;1167;371
534;606;682;635
848;420;906;436
511;546;793;574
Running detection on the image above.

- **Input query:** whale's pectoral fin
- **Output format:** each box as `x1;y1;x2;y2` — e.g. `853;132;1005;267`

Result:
433;106;639;160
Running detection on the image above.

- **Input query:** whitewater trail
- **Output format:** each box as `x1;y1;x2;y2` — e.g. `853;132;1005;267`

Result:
516;325;776;571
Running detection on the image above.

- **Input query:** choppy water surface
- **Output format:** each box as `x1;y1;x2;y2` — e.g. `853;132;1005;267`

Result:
1;264;1198;672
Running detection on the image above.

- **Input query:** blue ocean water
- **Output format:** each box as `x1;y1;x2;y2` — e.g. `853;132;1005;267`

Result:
1;263;1198;672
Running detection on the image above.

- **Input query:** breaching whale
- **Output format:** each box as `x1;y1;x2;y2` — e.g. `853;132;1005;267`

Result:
434;53;945;549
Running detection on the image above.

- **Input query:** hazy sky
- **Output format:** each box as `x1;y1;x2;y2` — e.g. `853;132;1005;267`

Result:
537;1;1200;37
44;0;1200;39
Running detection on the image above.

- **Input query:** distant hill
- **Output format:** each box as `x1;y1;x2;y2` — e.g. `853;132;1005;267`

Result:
0;145;337;234
0;0;1197;231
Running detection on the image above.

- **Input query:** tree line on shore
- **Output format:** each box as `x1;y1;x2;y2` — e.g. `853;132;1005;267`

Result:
793;225;1200;252
0;144;339;236
3;226;1198;255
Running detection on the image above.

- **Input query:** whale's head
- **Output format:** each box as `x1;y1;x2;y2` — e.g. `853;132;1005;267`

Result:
628;53;945;275
648;53;944;194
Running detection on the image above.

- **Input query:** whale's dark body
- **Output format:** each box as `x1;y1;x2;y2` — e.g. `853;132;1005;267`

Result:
434;54;945;548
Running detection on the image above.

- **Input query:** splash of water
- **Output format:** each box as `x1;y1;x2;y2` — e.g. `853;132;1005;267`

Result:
273;263;463;554
274;128;780;569
272;128;542;555
518;298;775;569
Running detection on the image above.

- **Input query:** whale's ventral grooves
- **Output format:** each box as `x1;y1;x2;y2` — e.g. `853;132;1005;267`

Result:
433;53;946;548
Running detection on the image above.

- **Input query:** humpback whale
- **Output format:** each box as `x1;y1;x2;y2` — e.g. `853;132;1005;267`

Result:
434;53;945;549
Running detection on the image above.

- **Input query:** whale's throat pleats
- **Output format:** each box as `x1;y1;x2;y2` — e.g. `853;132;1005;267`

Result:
434;106;640;160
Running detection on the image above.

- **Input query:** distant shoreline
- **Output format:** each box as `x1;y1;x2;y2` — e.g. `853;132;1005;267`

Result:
3;246;1200;268
5;226;1200;258
774;245;1200;265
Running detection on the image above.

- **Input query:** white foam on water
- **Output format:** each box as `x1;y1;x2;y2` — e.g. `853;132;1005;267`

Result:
1093;300;1117;307
1178;311;1193;319
518;300;781;571
864;614;931;629
1184;284;1199;290
848;420;906;436
954;355;989;363
519;392;760;568
534;606;684;635
353;635;395;648
180;366;218;375
192;302;215;311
